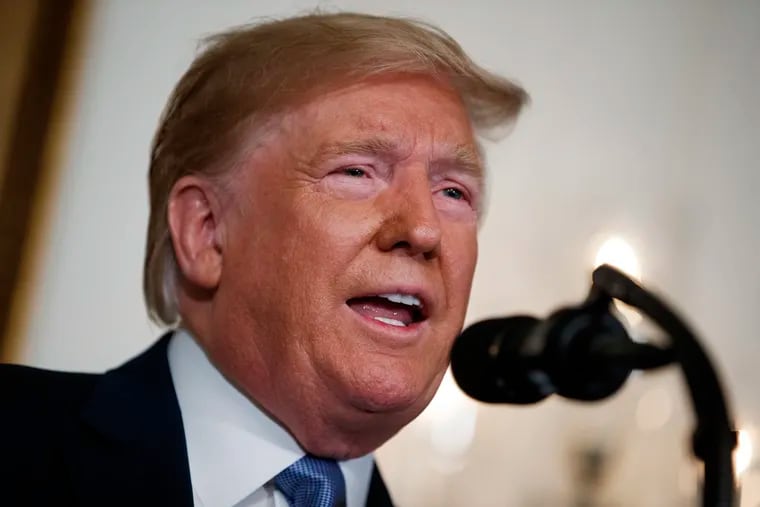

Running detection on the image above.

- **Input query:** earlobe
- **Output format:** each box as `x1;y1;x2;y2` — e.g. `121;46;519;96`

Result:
167;176;223;291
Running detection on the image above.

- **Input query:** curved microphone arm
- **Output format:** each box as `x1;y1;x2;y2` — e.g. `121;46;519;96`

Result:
592;264;737;507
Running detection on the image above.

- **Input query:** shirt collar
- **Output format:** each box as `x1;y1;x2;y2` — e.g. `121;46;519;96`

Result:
168;328;374;507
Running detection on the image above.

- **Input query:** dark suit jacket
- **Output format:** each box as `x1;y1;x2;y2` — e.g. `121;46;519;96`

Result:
0;335;394;506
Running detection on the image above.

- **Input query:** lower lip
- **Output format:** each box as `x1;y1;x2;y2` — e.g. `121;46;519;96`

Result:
344;304;427;345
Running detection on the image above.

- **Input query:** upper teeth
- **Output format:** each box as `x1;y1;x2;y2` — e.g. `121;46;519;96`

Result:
377;293;422;308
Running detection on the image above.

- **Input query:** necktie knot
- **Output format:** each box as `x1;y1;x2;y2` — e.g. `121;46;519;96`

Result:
274;455;346;507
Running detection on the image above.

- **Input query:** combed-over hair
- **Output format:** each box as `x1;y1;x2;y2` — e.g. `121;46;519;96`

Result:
143;12;528;326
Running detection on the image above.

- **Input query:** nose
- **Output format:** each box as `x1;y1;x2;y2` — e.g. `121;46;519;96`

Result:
375;173;442;260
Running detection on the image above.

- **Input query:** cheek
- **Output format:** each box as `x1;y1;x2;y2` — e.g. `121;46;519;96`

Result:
223;196;375;327
444;229;478;294
294;195;383;255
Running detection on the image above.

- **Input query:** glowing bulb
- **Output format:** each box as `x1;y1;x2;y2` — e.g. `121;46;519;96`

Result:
594;235;643;326
594;236;641;281
735;429;753;478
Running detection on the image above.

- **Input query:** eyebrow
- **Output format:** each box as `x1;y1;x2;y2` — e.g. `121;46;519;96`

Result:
311;138;399;165
311;137;484;178
450;143;484;179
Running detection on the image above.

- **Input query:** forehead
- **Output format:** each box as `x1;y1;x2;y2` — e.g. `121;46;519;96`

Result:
280;74;479;158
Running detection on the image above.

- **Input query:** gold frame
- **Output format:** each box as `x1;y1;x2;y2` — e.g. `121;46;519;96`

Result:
0;0;90;361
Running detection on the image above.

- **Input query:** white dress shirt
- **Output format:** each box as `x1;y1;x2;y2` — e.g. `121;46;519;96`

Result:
168;329;374;507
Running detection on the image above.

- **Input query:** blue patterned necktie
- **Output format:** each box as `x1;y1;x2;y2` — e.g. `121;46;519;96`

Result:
274;455;346;507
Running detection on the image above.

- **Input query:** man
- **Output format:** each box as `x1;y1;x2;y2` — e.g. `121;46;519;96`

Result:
0;12;526;506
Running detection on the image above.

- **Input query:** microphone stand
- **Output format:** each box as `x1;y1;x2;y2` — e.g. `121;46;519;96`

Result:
590;264;737;507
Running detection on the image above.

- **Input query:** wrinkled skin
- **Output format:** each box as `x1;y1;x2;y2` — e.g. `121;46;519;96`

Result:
173;74;483;459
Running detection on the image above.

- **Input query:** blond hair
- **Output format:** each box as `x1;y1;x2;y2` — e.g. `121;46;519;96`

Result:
144;12;528;326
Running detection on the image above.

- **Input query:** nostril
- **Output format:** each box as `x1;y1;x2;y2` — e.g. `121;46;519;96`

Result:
423;249;438;261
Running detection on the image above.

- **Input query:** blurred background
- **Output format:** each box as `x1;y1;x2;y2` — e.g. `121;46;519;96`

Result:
1;0;758;505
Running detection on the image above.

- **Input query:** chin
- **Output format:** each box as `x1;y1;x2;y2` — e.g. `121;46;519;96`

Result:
287;364;445;459
346;363;439;417
296;430;380;460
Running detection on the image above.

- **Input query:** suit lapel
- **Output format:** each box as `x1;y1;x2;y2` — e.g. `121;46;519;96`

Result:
367;465;395;507
65;333;394;507
67;333;194;506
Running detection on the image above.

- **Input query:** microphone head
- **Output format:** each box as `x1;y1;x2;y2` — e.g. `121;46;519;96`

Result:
451;316;553;404
540;305;632;401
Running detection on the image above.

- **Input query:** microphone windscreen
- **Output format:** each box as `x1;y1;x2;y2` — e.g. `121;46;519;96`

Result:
451;316;550;404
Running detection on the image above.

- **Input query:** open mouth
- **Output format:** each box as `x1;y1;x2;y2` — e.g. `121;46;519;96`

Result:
347;293;428;328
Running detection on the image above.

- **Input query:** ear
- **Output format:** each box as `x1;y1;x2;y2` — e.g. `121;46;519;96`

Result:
167;176;224;291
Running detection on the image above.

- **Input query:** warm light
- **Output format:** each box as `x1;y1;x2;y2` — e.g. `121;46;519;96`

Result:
594;236;641;281
594;235;643;326
740;469;760;507
421;368;478;469
735;429;754;478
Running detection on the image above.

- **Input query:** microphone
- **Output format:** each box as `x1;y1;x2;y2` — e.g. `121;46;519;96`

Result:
450;298;674;404
449;265;736;506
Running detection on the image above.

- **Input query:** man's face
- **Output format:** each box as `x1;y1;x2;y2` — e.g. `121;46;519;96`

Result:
207;74;482;456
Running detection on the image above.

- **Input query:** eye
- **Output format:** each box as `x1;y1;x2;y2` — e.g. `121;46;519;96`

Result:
441;187;465;200
342;167;367;177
